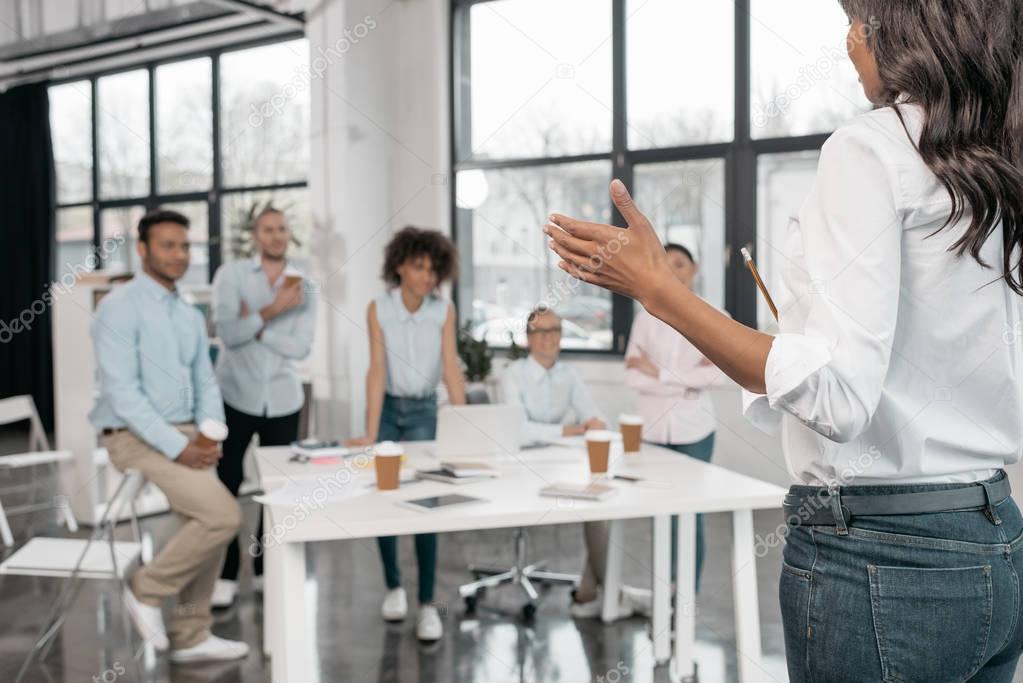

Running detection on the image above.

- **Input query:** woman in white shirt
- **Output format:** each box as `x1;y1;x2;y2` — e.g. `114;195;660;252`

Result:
624;244;731;593
545;2;1023;679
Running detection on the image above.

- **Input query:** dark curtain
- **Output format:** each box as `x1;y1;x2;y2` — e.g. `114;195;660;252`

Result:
0;83;56;430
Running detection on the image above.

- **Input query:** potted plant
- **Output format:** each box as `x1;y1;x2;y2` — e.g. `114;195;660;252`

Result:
457;321;495;403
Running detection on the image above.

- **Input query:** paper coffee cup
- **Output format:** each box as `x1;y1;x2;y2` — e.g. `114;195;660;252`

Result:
195;418;228;448
585;430;613;475
619;413;643;453
372;441;403;491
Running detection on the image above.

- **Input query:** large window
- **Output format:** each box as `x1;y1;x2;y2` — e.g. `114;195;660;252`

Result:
453;0;869;349
48;36;310;285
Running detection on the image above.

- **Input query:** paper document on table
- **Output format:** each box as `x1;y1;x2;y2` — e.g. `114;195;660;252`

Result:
254;477;371;508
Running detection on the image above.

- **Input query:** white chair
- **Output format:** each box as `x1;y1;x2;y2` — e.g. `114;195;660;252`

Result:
0;395;78;545
3;469;147;682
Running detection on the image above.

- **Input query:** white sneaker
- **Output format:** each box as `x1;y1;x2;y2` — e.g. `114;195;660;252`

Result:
169;634;250;663
570;587;634;621
622;585;652;617
211;579;238;609
416;605;443;641
122;585;168;651
381;587;408;622
251;576;263;594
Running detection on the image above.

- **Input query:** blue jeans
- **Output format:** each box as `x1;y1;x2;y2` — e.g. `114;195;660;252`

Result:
662;433;715;592
376;394;438;604
781;470;1023;682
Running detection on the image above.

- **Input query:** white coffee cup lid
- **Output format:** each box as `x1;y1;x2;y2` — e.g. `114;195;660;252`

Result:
373;441;403;457
619;413;644;425
584;430;614;442
198;418;228;441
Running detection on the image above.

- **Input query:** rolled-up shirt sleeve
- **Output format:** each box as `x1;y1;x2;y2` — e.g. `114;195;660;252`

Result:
742;123;903;443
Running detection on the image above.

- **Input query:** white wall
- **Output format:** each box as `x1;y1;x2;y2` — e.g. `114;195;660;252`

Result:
304;0;450;438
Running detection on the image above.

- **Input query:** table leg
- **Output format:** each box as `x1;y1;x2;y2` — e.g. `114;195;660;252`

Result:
263;507;276;657
732;509;763;683
271;541;311;683
652;515;671;664
671;513;696;683
600;519;625;623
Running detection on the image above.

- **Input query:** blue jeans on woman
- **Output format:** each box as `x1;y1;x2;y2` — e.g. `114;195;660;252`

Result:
781;470;1023;682
662;432;715;592
376;394;438;604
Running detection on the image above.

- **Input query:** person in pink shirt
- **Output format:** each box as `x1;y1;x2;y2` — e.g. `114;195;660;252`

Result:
624;243;733;591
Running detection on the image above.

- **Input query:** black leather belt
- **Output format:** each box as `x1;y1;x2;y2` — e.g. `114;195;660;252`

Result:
783;474;1012;526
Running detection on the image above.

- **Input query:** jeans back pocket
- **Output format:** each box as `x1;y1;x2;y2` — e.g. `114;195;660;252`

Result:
868;564;993;682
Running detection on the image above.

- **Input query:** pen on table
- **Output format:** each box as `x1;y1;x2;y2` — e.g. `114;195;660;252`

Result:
740;247;778;321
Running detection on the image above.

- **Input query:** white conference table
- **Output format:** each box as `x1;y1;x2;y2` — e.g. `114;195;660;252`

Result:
254;441;786;683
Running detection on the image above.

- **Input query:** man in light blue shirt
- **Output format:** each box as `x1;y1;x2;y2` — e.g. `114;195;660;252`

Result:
90;209;248;663
210;206;317;606
500;307;648;620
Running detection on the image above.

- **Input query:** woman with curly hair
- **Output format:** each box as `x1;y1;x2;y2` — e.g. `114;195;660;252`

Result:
347;225;466;642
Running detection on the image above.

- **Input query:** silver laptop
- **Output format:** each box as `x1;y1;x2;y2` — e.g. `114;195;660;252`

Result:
434;404;523;461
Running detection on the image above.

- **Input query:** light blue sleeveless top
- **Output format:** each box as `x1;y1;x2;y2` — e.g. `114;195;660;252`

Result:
375;289;450;399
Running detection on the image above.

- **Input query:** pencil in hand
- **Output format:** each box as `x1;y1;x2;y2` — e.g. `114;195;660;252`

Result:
740;247;778;321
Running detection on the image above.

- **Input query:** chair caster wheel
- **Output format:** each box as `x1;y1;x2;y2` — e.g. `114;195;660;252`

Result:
521;602;537;620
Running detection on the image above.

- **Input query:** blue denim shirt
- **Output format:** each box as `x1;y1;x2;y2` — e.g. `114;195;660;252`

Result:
89;271;224;458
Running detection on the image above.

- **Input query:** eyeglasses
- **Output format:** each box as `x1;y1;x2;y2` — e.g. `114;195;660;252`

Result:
527;326;562;336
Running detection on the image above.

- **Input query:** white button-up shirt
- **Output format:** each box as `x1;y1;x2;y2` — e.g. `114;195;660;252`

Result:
625;307;734;445
500;356;604;445
743;103;1023;485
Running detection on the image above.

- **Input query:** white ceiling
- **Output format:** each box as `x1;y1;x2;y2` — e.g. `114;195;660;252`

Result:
0;0;304;52
0;0;306;88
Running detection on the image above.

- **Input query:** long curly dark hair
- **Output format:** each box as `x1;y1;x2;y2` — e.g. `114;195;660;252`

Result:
381;226;459;288
839;0;1023;293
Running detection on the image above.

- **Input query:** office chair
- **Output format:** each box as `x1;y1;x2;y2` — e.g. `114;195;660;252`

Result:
459;526;578;619
458;387;578;619
6;470;148;682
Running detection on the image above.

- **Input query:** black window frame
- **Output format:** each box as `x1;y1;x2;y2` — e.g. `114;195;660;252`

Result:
50;31;307;282
450;0;834;354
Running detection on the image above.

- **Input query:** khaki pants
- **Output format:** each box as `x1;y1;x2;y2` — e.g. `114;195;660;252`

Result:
577;520;609;602
103;426;241;649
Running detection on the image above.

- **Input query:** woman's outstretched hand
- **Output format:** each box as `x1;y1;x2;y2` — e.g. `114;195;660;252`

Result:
545;179;673;305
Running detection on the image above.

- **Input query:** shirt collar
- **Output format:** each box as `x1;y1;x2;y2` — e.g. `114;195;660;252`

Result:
524;355;561;383
391;288;430;323
249;254;263;271
134;270;178;302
